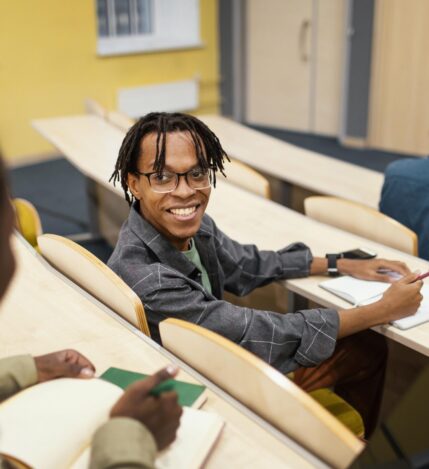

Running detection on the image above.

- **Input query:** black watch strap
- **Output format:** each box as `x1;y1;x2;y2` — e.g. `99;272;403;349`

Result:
326;253;340;277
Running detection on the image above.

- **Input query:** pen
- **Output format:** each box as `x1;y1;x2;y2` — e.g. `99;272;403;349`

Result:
415;271;429;282
150;379;175;397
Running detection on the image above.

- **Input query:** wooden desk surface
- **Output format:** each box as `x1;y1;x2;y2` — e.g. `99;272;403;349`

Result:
0;236;320;469
31;114;429;357
197;115;384;210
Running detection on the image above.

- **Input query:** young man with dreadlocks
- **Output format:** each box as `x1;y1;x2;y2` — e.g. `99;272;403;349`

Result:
109;112;422;437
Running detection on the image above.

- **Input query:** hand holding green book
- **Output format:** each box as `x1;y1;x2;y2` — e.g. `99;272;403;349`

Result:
100;366;207;407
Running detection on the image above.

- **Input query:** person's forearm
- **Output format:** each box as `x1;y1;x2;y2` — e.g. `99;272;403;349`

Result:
310;257;328;274
337;300;389;338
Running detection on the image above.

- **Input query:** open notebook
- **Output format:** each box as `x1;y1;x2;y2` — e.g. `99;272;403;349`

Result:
320;276;429;330
0;371;223;469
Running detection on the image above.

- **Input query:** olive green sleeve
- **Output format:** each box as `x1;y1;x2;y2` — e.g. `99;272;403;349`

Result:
89;417;157;469
0;355;38;402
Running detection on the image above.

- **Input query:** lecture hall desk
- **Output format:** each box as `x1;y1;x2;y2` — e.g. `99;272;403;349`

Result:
199;114;384;210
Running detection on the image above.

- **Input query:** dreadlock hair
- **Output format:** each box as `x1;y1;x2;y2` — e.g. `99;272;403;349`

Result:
110;112;230;205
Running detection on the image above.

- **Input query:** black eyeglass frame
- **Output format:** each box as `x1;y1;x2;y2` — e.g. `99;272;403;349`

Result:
134;166;215;193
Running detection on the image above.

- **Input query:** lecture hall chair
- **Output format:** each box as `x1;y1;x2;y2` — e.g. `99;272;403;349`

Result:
222;158;271;199
37;234;150;336
159;318;364;469
13;198;42;251
304;196;418;256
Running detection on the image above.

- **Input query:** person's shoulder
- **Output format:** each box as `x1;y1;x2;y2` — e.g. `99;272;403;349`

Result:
107;221;148;269
385;157;429;179
199;213;224;237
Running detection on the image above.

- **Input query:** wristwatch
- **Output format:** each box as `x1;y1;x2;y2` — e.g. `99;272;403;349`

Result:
325;253;341;277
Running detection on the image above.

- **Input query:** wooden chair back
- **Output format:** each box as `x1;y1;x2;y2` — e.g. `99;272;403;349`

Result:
38;234;150;335
222;158;271;199
106;111;135;132
304;196;418;255
159;318;363;468
13;198;43;251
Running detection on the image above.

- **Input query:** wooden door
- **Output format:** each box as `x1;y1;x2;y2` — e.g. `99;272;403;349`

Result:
245;0;313;131
245;0;345;136
369;0;429;156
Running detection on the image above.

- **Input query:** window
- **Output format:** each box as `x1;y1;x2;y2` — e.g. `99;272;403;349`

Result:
96;0;201;56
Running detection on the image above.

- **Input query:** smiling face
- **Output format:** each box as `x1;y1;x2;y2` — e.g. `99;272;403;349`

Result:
127;131;211;251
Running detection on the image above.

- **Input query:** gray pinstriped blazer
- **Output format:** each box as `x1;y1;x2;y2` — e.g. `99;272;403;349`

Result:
108;204;339;374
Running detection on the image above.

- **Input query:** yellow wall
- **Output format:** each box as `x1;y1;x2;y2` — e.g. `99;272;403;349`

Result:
0;0;220;163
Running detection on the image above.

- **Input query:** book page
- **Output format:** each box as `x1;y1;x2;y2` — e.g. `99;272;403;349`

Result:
156;407;224;469
0;378;122;469
70;407;224;469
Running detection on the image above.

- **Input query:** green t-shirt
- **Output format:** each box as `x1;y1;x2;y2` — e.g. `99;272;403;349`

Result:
183;239;212;294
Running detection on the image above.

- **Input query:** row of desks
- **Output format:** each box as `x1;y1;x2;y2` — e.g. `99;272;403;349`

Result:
32;115;429;357
197;115;384;210
0;235;322;468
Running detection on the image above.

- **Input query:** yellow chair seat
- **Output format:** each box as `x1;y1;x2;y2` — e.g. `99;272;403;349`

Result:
287;371;364;437
309;388;365;438
13;198;42;251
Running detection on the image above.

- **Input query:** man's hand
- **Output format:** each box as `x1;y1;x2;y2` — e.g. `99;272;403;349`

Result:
34;349;95;382
110;365;183;450
377;273;424;322
338;273;423;337
337;258;411;282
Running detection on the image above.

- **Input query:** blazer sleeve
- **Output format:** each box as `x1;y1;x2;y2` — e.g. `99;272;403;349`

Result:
117;249;339;374
205;216;313;296
89;417;157;469
0;355;38;402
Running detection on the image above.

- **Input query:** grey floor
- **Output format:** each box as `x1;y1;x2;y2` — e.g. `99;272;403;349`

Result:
9;127;416;261
9;157;114;262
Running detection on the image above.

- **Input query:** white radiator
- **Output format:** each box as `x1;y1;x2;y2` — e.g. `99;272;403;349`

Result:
118;79;199;118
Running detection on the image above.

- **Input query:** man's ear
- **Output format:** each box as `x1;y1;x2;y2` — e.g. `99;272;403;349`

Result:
127;172;141;200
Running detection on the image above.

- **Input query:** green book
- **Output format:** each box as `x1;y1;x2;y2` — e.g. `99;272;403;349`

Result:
100;367;207;408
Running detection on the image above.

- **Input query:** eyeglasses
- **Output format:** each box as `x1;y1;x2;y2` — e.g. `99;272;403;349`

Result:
136;167;213;193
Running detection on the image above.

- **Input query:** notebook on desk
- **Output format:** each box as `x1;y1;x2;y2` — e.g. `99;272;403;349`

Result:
319;276;429;330
0;368;222;469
